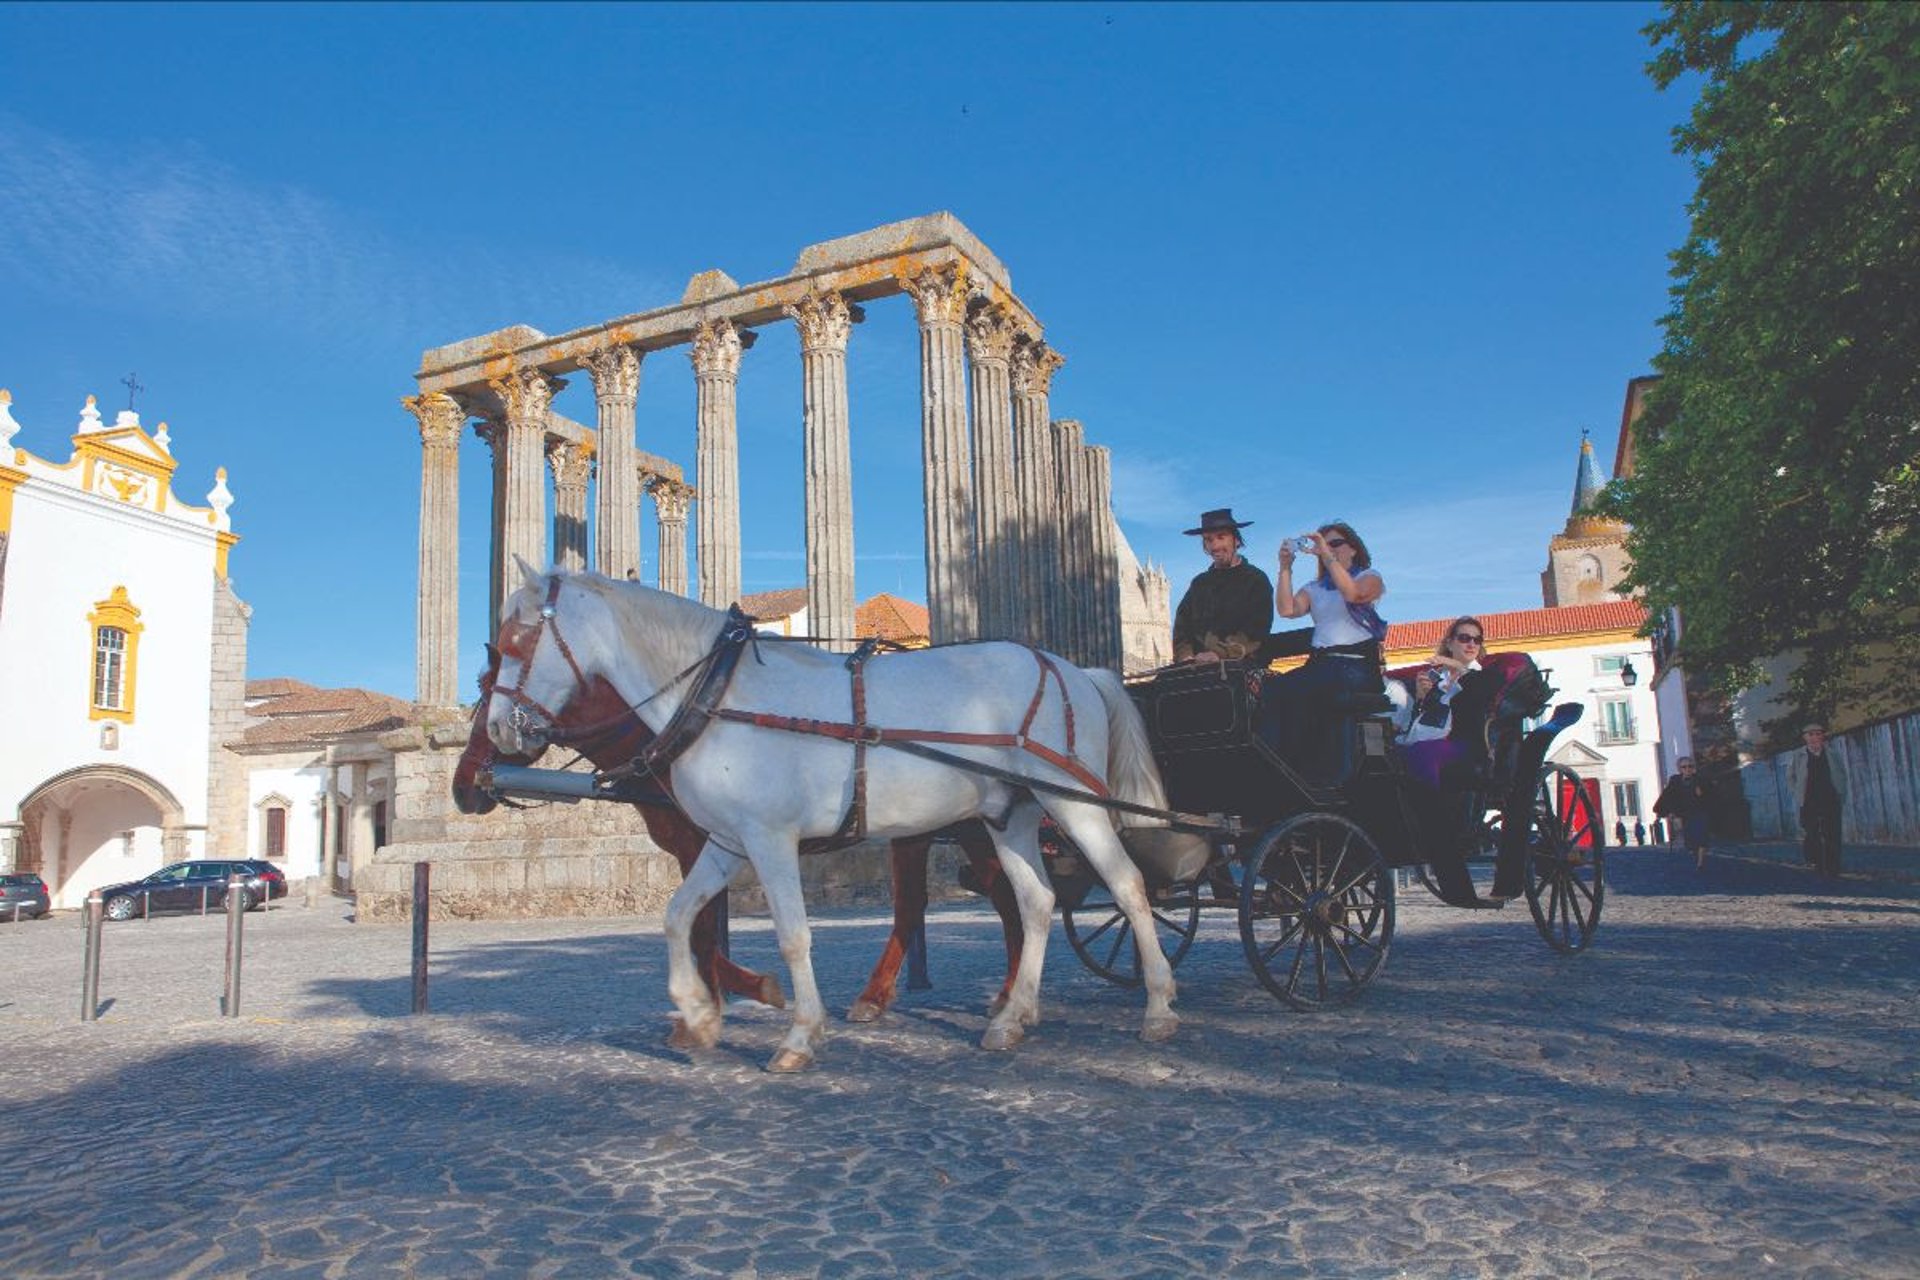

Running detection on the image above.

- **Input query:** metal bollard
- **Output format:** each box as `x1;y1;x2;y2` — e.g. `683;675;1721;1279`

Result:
81;894;104;1021
411;861;430;1014
201;884;210;916
221;874;246;1017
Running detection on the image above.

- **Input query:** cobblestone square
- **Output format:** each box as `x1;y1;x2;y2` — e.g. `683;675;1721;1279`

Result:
2;848;1916;1278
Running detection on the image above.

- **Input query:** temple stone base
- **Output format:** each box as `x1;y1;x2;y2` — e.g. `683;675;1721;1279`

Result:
355;715;947;922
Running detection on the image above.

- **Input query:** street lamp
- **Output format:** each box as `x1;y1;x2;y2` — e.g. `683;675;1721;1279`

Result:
1620;658;1639;688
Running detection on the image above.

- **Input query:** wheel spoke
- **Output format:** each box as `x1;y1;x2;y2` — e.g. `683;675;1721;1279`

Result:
1099;919;1135;975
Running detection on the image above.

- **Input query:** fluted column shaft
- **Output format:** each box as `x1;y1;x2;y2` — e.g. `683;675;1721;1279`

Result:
548;439;592;572
691;320;747;608
582;345;642;579
1088;444;1121;670
1052;419;1090;664
403;392;464;706
905;265;978;643
787;291;860;650
649;478;693;596
488;368;562;628
966;303;1019;641
1010;341;1065;650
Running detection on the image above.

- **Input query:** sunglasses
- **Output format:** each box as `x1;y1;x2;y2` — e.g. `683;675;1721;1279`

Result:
1323;538;1350;550
1452;632;1483;644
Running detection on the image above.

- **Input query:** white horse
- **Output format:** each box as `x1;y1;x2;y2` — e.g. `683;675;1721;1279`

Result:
485;563;1179;1072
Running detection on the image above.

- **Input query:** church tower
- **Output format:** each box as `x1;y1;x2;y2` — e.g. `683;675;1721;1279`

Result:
1542;430;1631;607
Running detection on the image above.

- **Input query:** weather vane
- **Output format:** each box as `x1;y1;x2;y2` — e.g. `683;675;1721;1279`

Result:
121;372;145;411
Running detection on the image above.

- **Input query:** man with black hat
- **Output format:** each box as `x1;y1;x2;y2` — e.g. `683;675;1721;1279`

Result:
1171;508;1273;664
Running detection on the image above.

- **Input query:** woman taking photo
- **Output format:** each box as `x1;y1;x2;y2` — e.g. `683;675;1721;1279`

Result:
1257;521;1387;773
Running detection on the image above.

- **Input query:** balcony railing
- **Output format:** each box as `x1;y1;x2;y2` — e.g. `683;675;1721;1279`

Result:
1594;725;1637;747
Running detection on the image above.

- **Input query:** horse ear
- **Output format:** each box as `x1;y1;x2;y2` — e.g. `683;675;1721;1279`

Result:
515;554;545;593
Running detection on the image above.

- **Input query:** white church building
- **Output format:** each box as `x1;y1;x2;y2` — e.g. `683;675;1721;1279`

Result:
0;389;250;908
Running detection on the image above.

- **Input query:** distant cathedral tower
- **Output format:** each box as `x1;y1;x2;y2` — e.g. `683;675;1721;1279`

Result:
1542;430;1631;607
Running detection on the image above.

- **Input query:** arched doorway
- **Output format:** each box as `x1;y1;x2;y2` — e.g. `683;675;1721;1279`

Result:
14;766;190;909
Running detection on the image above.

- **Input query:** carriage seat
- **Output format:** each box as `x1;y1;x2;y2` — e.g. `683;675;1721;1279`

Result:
1326;689;1393;717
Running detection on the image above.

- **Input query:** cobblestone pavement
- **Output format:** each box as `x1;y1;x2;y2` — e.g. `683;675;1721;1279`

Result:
2;848;1916;1279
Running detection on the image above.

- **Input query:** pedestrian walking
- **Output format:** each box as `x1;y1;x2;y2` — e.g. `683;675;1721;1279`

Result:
1654;757;1713;870
1791;723;1848;878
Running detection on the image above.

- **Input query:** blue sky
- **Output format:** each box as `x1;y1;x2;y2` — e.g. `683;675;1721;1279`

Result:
0;2;1694;699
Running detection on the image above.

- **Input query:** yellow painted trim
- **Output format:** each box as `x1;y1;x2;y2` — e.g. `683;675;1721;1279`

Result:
0;464;24;532
87;586;144;723
215;531;240;579
74;433;179;481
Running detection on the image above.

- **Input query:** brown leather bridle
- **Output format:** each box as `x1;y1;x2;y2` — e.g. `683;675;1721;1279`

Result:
491;576;594;744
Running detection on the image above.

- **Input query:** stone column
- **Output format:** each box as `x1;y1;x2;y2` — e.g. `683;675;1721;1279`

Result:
904;264;978;644
1087;444;1121;670
691;319;752;608
348;762;375;887
487;367;564;622
1051;419;1089;664
1010;340;1066;650
318;748;339;892
403;392;464;707
478;418;508;631
965;302;1020;641
648;477;694;596
548;439;592;571
580;344;643;580
786;289;862;650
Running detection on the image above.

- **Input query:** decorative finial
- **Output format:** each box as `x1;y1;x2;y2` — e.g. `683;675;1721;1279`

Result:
207;466;234;531
153;421;172;452
78;396;105;433
0;390;17;451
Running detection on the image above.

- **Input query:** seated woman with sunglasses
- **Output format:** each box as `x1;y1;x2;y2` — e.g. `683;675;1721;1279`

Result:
1256;521;1388;773
1400;616;1487;749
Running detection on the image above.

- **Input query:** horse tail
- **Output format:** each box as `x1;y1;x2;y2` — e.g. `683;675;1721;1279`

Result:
1083;667;1168;828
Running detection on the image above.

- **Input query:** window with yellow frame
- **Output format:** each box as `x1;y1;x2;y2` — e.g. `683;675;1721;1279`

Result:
88;586;144;723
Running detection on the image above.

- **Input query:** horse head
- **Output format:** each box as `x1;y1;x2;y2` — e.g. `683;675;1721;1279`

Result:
451;643;534;815
486;561;600;758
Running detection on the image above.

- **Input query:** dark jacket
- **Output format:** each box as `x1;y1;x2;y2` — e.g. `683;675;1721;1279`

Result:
1172;560;1273;661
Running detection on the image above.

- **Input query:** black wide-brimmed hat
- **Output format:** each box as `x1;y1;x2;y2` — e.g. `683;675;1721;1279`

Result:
1184;508;1254;535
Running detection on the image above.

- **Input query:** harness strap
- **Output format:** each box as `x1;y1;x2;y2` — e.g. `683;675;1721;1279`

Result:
629;606;758;776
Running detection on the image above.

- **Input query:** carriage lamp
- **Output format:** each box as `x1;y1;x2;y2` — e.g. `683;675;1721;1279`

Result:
1620;659;1639;688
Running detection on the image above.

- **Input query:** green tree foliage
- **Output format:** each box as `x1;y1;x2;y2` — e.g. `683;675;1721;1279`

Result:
1606;2;1920;732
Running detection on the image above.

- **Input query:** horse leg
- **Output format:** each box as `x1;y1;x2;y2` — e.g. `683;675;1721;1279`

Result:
646;804;786;1011
848;836;931;1023
978;805;1055;1052
663;843;741;1052
1049;802;1179;1043
953;821;1023;1018
750;842;828;1073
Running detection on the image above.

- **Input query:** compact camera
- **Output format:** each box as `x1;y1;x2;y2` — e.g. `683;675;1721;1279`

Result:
1289;535;1317;554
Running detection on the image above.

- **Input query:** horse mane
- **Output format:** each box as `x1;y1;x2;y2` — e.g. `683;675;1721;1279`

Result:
565;571;726;662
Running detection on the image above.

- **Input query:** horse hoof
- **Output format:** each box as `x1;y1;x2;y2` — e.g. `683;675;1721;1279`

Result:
667;1017;721;1052
1140;1013;1180;1044
846;998;887;1024
759;975;789;1010
981;1023;1025;1052
767;1047;814;1073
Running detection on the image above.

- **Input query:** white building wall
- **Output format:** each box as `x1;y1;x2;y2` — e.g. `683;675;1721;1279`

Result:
1531;635;1664;842
247;763;330;880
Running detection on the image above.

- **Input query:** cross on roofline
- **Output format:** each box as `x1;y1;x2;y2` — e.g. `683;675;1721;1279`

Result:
121;372;144;411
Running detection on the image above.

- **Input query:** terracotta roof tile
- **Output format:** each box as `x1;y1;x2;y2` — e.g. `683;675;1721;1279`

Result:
231;682;413;750
740;587;809;621
1384;599;1648;654
857;593;930;644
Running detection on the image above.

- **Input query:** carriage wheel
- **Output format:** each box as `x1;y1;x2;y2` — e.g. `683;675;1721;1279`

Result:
1415;809;1502;902
1522;765;1606;952
1240;813;1393;1010
1061;879;1202;988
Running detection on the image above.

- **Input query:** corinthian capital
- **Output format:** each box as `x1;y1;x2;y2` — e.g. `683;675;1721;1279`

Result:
1010;340;1066;398
547;438;593;490
786;289;861;354
902;262;971;328
489;367;565;428
964;302;1019;364
578;344;642;401
402;391;467;449
690;318;746;379
647;476;695;522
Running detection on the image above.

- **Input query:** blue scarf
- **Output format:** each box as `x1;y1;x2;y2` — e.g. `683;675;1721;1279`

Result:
1317;566;1388;642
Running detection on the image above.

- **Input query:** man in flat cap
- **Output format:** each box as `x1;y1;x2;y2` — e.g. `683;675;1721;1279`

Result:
1171;508;1273;664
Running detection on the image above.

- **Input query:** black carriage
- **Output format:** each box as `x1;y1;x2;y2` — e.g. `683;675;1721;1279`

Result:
1049;658;1604;1009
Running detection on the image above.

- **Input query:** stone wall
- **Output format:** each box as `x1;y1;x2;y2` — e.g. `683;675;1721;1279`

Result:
1739;709;1920;845
204;580;252;857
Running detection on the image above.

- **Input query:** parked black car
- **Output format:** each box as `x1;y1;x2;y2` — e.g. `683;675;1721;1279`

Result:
0;872;50;921
96;860;288;921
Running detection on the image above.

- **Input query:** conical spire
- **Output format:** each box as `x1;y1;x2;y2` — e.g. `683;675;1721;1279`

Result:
1562;428;1625;538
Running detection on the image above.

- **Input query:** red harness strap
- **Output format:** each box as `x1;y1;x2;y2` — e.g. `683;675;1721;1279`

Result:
714;648;1110;798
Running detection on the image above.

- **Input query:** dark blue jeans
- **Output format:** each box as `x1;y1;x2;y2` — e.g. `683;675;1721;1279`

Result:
1257;653;1382;771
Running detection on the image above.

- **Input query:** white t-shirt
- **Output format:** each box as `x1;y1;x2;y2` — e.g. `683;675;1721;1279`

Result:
1306;569;1383;648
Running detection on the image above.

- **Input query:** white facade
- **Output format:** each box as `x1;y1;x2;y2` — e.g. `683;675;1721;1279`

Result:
0;390;237;907
1529;635;1666;842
